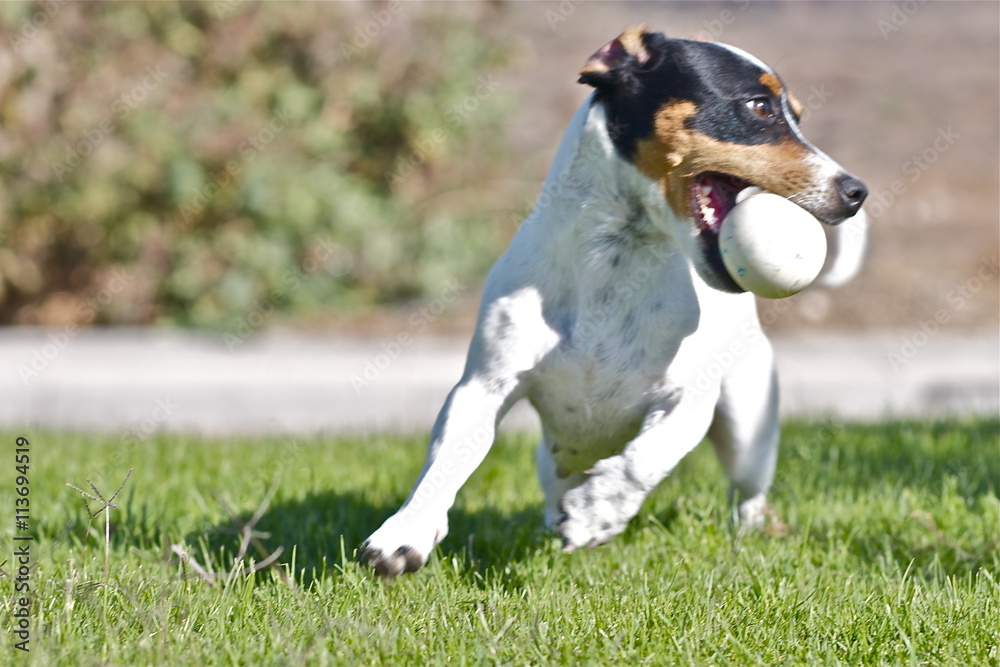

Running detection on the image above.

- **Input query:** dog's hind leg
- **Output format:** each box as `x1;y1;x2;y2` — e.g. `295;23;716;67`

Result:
536;430;588;531
707;336;780;530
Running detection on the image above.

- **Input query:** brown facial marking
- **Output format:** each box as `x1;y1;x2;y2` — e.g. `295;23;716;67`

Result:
634;101;698;216
759;72;783;98
633;100;818;219
787;92;804;119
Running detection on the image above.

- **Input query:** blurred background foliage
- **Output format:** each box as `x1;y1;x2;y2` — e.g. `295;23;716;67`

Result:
2;1;995;334
0;1;516;328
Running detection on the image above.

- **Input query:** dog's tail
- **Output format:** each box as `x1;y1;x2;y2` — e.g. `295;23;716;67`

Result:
818;209;869;288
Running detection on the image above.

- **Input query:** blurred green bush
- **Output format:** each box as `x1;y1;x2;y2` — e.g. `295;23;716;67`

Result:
0;1;515;328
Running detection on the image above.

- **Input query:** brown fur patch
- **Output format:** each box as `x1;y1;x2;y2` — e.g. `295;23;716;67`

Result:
787;92;804;119
579;61;609;78
759;72;783;98
633;100;818;219
579;26;649;79
634;101;697;216
618;25;649;63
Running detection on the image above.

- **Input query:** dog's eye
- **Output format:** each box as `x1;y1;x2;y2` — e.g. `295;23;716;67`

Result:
746;98;774;119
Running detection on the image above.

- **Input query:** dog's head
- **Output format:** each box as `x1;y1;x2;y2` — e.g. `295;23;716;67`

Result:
579;28;867;293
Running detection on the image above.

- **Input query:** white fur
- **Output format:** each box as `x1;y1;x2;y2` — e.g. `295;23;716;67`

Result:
820;209;868;287
362;91;859;576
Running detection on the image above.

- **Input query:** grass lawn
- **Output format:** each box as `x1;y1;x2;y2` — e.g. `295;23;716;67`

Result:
1;419;997;665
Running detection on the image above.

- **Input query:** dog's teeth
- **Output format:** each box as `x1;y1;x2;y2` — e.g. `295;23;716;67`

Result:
700;183;713;196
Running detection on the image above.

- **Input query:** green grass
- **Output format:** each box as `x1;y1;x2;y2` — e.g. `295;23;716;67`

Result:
1;419;997;666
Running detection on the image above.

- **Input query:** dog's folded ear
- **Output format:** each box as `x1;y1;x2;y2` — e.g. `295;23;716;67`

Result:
578;26;656;90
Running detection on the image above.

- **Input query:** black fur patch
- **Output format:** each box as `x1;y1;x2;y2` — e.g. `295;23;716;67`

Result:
583;35;797;159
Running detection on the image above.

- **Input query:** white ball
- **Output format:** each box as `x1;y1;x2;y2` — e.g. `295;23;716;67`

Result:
718;188;827;299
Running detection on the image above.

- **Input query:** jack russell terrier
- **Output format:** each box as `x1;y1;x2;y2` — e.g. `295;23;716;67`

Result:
362;28;868;577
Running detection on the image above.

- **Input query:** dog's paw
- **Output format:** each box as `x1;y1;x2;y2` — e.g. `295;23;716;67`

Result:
360;542;428;578
733;493;768;531
555;471;645;552
360;513;447;577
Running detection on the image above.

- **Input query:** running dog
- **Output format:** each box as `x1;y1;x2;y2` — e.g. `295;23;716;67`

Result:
362;28;868;576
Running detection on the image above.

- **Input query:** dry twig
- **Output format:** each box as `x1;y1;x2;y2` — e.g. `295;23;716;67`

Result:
170;479;287;584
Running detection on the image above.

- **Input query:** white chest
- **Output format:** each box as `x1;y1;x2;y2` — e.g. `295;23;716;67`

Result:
525;254;701;471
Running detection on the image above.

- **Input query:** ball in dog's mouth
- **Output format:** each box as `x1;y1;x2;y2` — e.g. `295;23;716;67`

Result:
717;187;827;298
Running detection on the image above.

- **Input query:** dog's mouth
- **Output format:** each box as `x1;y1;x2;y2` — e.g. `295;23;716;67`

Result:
689;172;754;293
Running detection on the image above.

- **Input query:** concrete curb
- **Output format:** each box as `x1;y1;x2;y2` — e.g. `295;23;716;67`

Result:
1;328;996;437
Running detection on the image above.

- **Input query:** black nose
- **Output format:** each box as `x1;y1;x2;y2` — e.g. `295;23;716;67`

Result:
836;174;867;217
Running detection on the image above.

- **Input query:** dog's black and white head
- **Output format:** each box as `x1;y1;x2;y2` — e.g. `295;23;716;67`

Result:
579;27;868;293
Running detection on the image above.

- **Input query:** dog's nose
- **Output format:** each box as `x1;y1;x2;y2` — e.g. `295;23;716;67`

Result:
835;174;867;217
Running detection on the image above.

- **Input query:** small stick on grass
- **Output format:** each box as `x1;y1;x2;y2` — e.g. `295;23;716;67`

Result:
215;478;290;584
170;542;284;583
170;544;217;585
171;480;287;584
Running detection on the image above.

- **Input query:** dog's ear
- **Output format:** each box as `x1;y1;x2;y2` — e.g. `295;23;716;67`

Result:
578;26;655;90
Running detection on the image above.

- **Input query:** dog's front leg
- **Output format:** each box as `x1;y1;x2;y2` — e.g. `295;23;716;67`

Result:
361;378;508;576
554;388;719;551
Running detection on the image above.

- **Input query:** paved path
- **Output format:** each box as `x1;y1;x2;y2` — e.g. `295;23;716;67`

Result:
0;328;996;437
